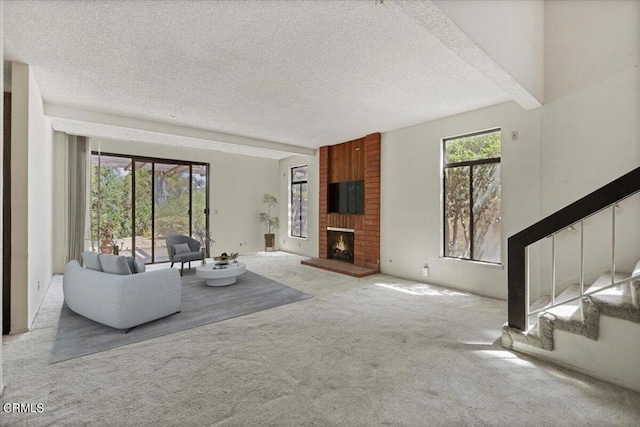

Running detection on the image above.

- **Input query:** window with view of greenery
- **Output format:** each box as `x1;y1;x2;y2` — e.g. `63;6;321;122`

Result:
291;165;308;238
90;153;209;263
443;128;501;264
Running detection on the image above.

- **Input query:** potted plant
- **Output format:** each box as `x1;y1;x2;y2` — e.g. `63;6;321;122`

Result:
259;194;279;251
99;221;118;254
196;230;215;259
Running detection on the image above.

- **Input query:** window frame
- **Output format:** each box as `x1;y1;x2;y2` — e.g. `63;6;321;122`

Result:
442;128;502;264
90;151;210;264
290;164;308;239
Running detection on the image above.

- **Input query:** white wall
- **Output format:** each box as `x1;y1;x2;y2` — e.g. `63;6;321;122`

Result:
380;0;639;301
538;0;640;292
513;315;640;393
51;131;67;273
541;0;640;214
51;137;280;264
381;101;541;300
433;0;544;104
27;65;53;324
543;0;639;104
10;63;29;332
278;154;319;258
10;62;54;332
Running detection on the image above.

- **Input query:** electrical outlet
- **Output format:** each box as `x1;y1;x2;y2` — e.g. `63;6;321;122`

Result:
511;131;519;141
422;265;429;277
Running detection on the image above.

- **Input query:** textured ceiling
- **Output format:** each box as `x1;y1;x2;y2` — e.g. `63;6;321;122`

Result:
4;0;511;153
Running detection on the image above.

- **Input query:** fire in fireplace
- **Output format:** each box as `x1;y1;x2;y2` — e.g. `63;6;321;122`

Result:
327;229;354;263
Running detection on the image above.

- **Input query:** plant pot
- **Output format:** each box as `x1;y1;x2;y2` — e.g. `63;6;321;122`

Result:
264;233;275;252
100;239;113;254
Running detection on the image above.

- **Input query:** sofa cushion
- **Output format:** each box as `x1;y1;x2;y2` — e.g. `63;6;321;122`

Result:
173;243;191;255
82;251;102;271
173;251;202;262
99;254;133;275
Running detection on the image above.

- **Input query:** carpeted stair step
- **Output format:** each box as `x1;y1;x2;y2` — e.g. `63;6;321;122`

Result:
526;284;585;330
503;271;640;352
580;272;638;321
527;295;551;332
526;285;587;333
585;272;632;300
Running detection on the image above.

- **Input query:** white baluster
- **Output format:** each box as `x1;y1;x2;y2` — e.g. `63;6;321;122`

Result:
552;234;556;305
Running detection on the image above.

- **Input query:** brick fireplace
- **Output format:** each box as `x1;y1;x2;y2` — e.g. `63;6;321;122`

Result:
302;133;380;277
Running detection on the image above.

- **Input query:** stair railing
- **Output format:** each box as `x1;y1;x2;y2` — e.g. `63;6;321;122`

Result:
508;166;640;331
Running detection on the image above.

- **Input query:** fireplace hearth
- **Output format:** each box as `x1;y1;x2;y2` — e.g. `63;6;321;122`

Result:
327;228;354;263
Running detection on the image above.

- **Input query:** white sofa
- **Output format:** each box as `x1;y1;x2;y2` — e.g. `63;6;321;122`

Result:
63;258;182;330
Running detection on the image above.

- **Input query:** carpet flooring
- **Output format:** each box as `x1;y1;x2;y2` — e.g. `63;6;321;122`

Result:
2;252;639;426
50;268;311;363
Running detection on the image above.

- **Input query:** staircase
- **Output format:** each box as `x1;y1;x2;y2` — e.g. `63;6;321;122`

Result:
503;265;640;392
503;268;640;351
502;167;640;392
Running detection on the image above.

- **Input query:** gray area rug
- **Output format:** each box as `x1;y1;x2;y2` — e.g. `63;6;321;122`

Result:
50;269;311;363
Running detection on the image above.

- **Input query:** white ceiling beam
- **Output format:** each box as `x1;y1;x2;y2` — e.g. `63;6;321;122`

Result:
44;103;315;157
393;0;542;109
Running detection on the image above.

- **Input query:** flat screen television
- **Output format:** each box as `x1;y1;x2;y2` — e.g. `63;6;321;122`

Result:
328;181;364;214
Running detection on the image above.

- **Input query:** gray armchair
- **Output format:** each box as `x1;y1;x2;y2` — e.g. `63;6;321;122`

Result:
166;235;203;276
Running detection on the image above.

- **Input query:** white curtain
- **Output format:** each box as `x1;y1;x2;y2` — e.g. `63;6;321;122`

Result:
67;135;87;263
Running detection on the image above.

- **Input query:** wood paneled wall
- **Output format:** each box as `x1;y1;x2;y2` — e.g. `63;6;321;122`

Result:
328;138;365;183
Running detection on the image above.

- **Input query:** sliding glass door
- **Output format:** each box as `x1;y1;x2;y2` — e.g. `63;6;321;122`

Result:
90;152;209;264
153;162;191;262
192;165;208;254
133;160;153;261
90;154;133;257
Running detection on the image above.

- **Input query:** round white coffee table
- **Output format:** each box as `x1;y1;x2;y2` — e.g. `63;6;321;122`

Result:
196;262;246;287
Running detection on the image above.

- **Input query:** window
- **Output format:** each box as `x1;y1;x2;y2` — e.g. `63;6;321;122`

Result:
90;152;209;264
291;165;308;238
443;129;501;264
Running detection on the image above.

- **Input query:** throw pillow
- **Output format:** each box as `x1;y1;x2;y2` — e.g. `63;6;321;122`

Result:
173;243;191;255
125;256;137;274
98;254;133;275
82;251;103;271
